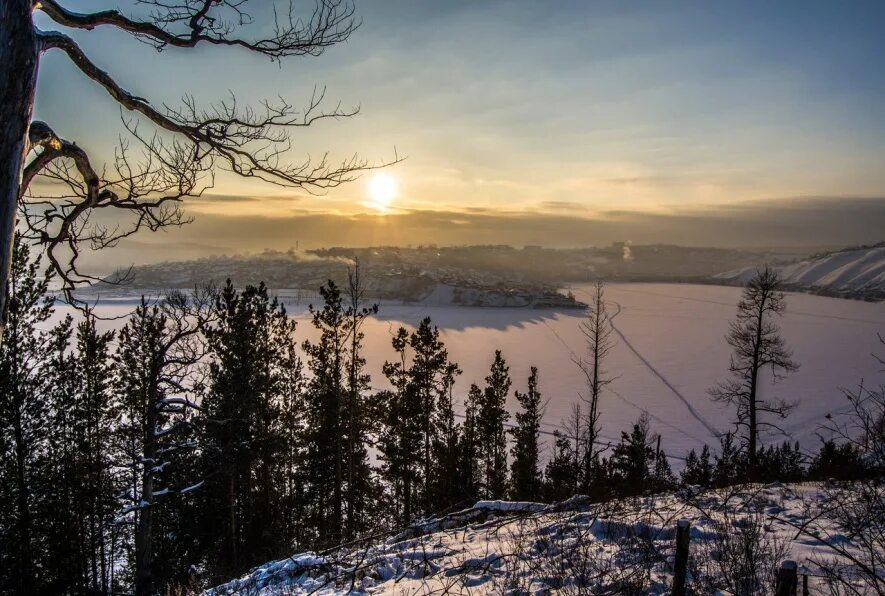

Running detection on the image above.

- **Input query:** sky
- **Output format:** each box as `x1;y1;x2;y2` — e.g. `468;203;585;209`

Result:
31;0;885;264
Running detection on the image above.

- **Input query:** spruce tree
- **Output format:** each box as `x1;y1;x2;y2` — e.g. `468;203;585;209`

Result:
73;313;118;594
202;281;297;578
408;318;450;513
342;262;379;540
429;361;464;511
301;281;350;547
510;366;544;501
478;351;511;499
608;414;657;497
681;445;713;487
116;292;207;595
0;234;54;595
458;384;483;504
544;431;578;502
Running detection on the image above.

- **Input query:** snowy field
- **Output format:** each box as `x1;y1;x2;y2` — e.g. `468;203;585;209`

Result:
206;481;882;595
62;283;885;462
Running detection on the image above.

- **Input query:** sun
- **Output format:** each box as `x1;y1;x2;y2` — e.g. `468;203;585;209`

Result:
367;172;397;212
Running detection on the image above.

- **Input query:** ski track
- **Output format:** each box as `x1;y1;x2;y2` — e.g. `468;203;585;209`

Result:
538;316;705;454
572;288;722;440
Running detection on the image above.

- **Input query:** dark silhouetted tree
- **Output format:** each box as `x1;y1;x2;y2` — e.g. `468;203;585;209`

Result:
574;280;614;492
200;281;297;580
510;367;544;501
710;266;799;475
0;234;54;594
544;431;578;503
116;292;208;595
477;351;511;499
681;445;714;487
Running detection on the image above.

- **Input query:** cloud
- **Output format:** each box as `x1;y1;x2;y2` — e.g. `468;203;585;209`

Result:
72;196;884;274
539;200;588;212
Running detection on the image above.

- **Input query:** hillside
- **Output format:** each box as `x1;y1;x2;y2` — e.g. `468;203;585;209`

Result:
716;244;885;300
207;482;881;595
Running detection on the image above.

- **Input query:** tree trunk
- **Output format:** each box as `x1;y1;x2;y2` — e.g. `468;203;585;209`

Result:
0;0;39;344
135;396;158;596
748;304;766;474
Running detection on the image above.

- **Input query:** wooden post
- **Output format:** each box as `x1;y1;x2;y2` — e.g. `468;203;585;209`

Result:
672;519;691;596
802;573;809;596
776;560;798;596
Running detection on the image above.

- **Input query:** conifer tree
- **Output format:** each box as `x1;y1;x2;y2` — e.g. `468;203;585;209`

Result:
544;431;578;502
608;414;658;497
510;366;544;501
477;351;511;499
116;292;208;595
72;313;118;593
713;433;745;487
342;261;379;540
429;361;463;511
201;281;297;578
40;314;83;593
301;281;350;547
0;234;54;595
379;327;420;526
680;444;714;487
458;383;483;504
408;318;450;512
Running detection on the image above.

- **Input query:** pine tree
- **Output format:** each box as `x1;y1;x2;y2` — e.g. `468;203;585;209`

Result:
40;315;84;593
544;431;578;502
713;433;746;487
116;292;208;595
73;313;118;593
408;318;450;513
477;351;511;499
301;280;350;547
608;414;657;497
429;361;463;512
509;366;544;501
710;266;799;475
458;384;483;504
651;435;676;492
342;261;379;540
379;327;421;526
202;281;297;578
680;445;713;487
0;234;54;595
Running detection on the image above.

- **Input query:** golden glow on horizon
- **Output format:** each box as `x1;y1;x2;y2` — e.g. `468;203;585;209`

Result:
367;172;397;212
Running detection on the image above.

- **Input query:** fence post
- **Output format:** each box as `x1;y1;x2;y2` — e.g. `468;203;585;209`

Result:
672;519;691;596
776;560;798;596
802;573;809;596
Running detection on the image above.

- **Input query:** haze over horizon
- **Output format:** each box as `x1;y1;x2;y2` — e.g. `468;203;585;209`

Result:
31;1;885;268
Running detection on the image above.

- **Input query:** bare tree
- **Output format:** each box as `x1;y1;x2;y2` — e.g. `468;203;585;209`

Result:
710;266;799;474
1;0;393;342
820;335;885;470
573;280;615;488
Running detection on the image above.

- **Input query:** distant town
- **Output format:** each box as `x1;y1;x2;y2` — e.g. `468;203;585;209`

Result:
92;242;885;305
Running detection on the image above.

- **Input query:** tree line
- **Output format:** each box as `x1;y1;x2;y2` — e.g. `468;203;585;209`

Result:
1;235;881;595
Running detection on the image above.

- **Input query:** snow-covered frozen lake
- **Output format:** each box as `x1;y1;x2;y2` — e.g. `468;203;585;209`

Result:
60;283;885;461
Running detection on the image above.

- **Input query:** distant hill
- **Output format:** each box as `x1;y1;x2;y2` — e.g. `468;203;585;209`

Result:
716;243;885;300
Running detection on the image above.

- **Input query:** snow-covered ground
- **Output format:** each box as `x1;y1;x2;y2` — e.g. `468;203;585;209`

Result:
58;283;885;463
717;245;885;297
206;482;882;595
